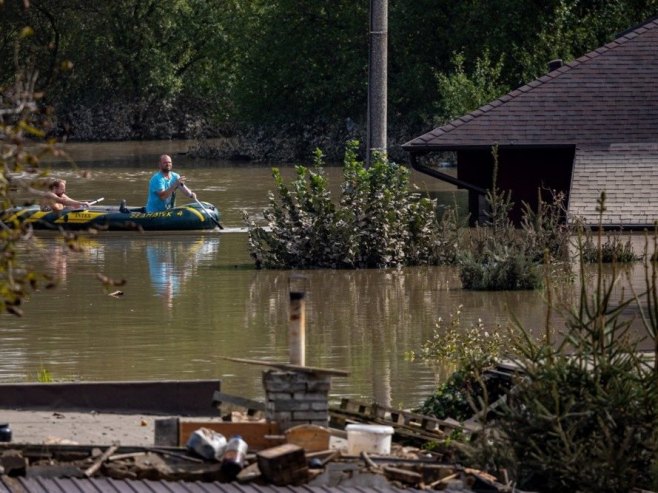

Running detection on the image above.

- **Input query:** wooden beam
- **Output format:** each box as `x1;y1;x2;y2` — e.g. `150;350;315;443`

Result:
212;391;265;411
222;357;349;377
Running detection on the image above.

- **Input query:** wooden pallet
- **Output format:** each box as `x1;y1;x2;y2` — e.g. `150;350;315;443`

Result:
329;398;475;445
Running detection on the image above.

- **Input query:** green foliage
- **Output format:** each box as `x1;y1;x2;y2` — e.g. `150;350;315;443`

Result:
434;51;509;124
244;141;459;269
459;243;543;291
227;0;368;125
3;0;657;137
36;368;54;383
0;13;93;316
0;0;234;134
520;189;571;262
410;306;508;421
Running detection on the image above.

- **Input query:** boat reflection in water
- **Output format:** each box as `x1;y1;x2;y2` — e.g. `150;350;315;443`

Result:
146;237;221;309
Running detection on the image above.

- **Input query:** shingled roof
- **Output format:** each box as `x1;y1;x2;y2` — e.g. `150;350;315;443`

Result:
569;144;658;226
403;18;658;151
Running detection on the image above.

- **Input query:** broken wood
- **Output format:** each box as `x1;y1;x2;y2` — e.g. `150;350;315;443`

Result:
222;356;349;377
257;443;308;486
108;452;146;462
382;465;423;485
330;398;474;446
236;461;261;483
427;472;459;488
360;451;380;471
84;444;119;477
147;448;204;463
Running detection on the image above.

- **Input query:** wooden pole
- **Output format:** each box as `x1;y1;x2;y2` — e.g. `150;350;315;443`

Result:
289;276;306;366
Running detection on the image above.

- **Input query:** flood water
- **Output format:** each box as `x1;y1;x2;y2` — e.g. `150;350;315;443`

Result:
0;141;652;408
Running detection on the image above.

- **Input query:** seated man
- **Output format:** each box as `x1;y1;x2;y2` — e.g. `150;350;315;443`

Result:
40;179;90;211
146;154;196;213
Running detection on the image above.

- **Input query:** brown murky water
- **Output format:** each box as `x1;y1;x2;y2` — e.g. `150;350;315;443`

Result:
0;141;652;408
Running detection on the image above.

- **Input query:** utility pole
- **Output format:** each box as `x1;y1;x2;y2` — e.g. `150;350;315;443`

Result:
367;0;387;167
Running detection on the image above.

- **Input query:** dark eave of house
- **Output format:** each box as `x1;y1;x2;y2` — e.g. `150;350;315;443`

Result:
407;143;576;154
402;17;658;153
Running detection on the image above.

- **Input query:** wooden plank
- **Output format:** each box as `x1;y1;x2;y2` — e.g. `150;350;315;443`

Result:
222;357;349;377
178;420;284;451
211;390;266;411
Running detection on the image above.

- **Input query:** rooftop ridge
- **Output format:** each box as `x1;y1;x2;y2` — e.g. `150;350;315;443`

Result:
410;18;658;145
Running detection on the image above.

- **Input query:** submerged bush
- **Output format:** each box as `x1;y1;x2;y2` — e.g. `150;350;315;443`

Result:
581;231;637;263
458;148;548;290
244;141;460;269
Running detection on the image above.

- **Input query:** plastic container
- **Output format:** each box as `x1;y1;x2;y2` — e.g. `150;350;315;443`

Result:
185;428;227;460
0;424;11;443
346;424;394;455
221;435;248;479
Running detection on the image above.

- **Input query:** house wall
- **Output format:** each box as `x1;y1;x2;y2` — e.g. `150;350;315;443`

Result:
458;147;575;224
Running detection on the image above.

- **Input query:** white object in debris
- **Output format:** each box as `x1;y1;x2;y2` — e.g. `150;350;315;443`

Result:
346;424;394;455
186;427;227;460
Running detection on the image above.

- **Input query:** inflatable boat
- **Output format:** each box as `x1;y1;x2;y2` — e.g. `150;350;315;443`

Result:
0;201;222;232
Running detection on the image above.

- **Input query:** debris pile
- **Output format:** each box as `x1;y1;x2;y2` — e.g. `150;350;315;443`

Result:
0;438;515;491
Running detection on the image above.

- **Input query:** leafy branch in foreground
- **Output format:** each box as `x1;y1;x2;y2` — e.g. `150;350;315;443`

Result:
0;24;91;315
0;55;57;315
243;140;460;269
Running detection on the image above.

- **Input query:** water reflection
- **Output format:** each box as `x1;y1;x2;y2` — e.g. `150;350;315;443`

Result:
146;238;221;309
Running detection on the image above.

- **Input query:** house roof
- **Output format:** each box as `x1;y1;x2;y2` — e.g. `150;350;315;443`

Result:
568;143;658;227
403;18;658;151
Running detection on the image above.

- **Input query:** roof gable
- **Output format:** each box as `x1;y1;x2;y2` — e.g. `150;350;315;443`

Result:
403;19;658;151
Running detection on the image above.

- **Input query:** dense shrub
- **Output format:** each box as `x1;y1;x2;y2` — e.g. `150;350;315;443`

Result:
244;141;460;269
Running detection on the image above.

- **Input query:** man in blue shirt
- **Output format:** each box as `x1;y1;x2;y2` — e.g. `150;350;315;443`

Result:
146;154;196;212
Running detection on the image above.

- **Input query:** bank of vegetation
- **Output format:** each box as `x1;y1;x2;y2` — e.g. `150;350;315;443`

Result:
2;1;657;162
410;217;658;492
244;145;658;490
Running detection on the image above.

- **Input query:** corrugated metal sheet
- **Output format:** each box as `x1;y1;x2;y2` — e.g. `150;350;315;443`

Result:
0;476;414;493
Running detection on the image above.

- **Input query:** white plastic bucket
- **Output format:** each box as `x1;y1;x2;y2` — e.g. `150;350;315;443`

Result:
346;424;394;455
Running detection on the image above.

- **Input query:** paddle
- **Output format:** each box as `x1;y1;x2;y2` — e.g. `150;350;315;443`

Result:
88;197;104;206
179;184;224;230
71;197;104;212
